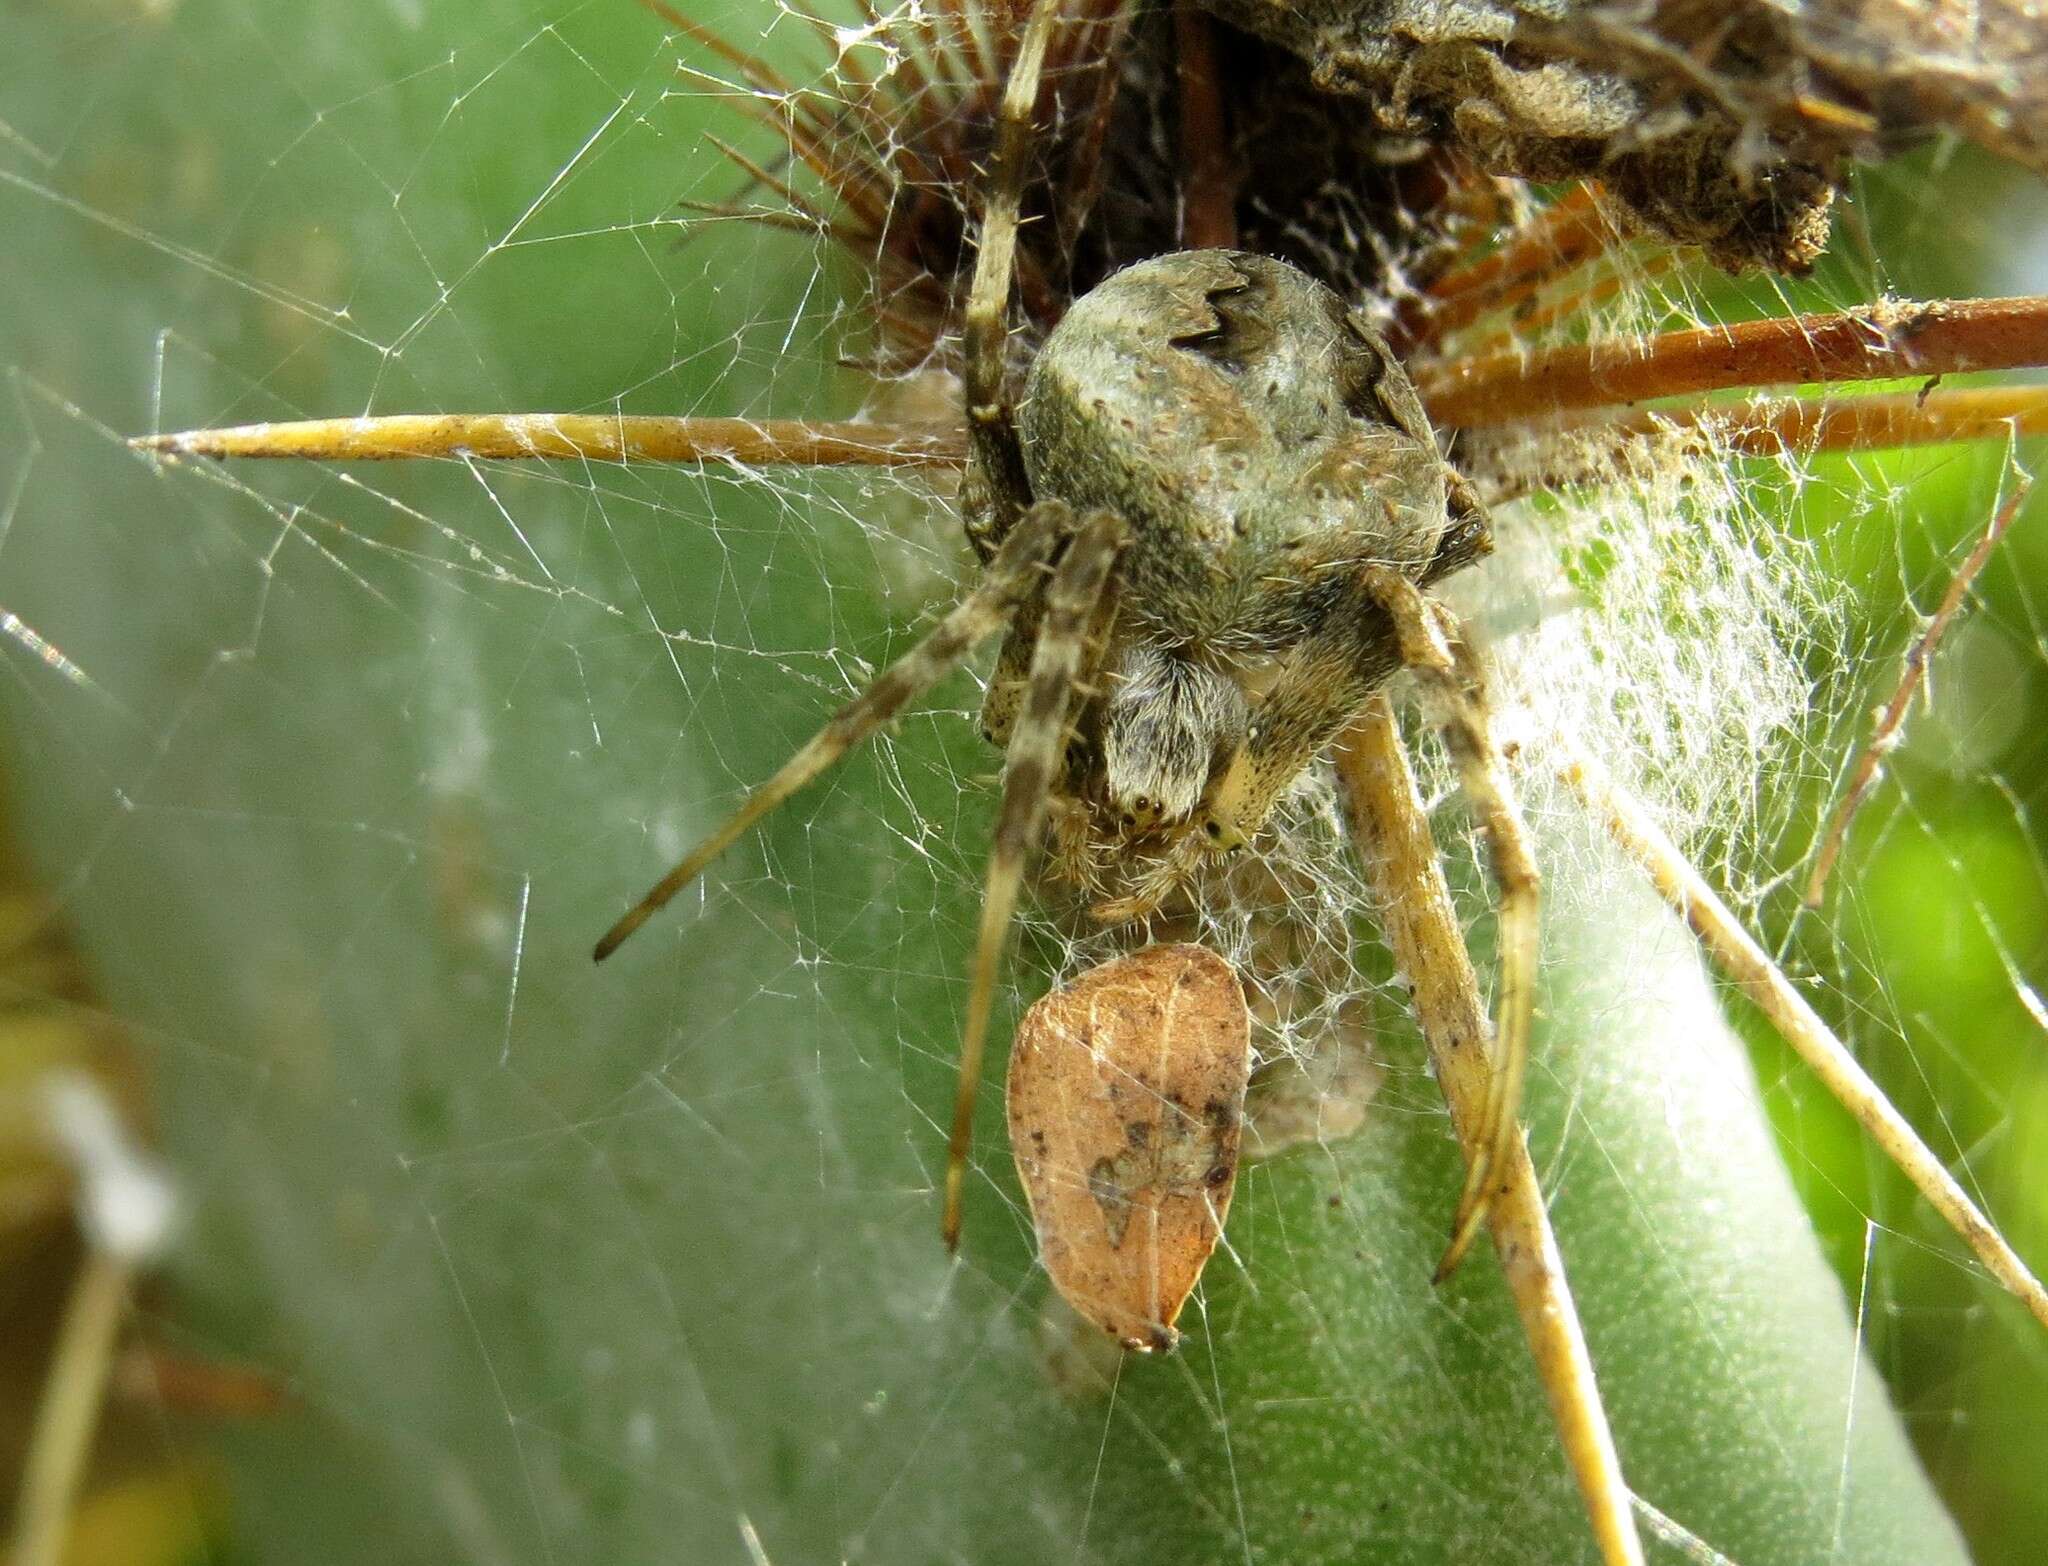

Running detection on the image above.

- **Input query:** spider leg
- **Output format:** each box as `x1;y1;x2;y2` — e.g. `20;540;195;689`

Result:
591;499;1076;961
942;508;1126;1249
976;613;1040;750
1337;706;1644;1566
958;0;1064;548
1196;583;1405;853
1360;573;1543;1282
1197;505;1492;855
1196;556;1539;1279
1558;736;2048;1331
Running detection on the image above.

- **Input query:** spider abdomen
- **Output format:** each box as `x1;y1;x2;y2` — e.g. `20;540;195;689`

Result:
1019;248;1450;649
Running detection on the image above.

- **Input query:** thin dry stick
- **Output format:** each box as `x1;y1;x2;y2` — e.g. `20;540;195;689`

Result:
1805;475;2032;906
1336;702;1645;1566
1485;388;2048;500
1555;736;2048;1332
134;363;2048;473
1401;184;1613;349
1574;386;2048;459
1171;0;1237;250
1421;296;2048;428
133;413;967;467
11;1251;130;1566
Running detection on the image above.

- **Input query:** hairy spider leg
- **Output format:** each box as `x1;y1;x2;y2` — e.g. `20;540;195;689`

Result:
1197;590;1410;855
1361;574;1543;1280
956;0;1066;547
1180;545;1539;1278
955;0;1070;752
975;605;1041;749
1337;703;1640;1565
943;507;1126;1249
1434;643;1540;1279
590;501;1072;961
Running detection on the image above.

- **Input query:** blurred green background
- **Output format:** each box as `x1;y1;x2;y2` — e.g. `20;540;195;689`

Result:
2;1;2045;1562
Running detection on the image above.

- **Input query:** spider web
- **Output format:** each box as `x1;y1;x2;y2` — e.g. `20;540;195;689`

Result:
3;1;2046;1562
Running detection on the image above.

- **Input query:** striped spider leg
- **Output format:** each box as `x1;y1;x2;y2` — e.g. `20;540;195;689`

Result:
1355;569;1542;1281
590;493;1126;1252
603;0;1129;1256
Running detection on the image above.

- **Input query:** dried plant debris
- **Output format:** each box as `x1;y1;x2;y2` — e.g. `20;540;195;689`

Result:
1202;0;2048;272
1006;943;1252;1353
1772;0;2048;174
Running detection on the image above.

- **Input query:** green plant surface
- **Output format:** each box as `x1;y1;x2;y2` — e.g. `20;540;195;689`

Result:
3;2;2044;1561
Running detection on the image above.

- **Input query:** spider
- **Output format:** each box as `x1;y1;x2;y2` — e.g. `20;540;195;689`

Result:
587;0;1539;1276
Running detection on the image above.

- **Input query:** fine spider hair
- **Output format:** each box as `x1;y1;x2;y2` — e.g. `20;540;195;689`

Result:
591;0;1542;1267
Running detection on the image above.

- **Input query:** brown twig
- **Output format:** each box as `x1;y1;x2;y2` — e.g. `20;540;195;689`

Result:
1479;387;2048;498
1171;0;1238;250
1421;296;2048;428
138;381;2048;476
134;377;2048;485
1805;474;2032;906
1582;385;2048;457
1336;702;1645;1566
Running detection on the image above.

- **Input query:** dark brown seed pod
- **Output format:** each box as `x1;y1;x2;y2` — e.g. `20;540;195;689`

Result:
1005;942;1252;1353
